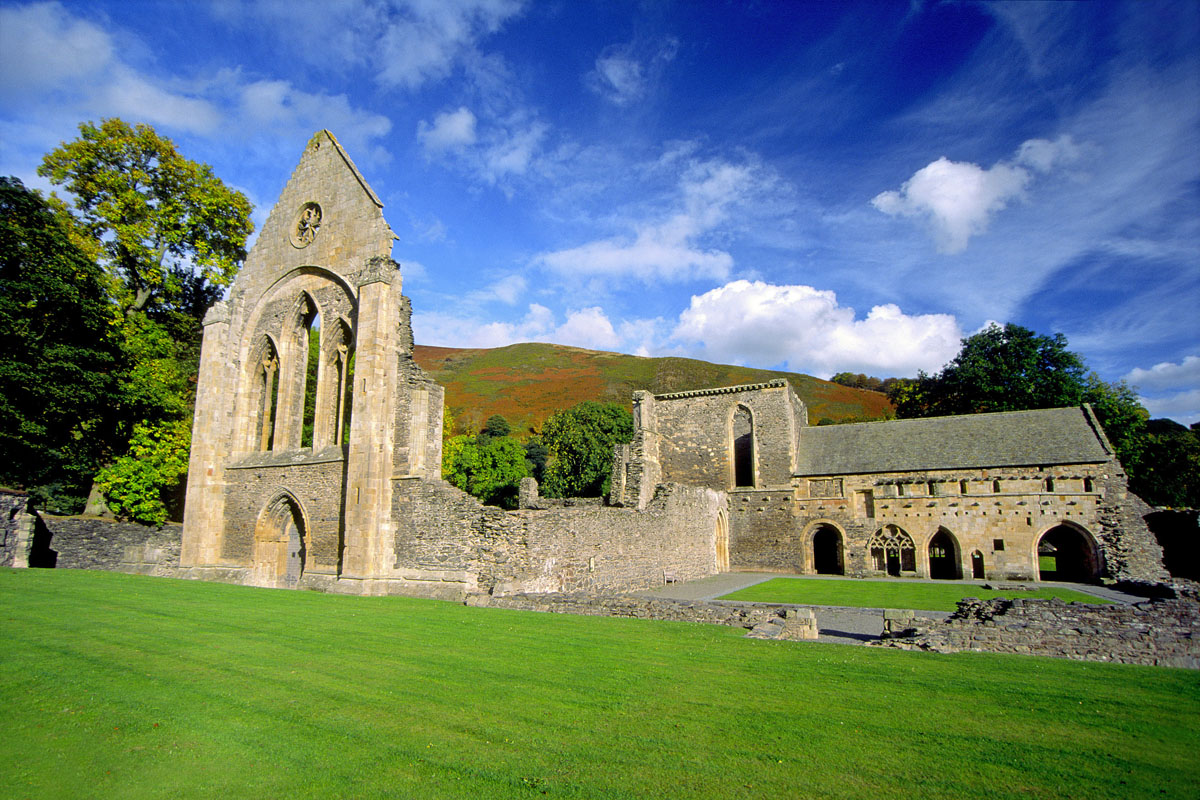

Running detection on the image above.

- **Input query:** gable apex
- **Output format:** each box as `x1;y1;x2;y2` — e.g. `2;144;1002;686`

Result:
309;129;384;209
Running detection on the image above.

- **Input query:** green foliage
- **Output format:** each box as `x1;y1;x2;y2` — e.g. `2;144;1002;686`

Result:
442;434;529;508
522;435;548;483
895;323;1088;418
95;418;191;525
480;414;511;440
1080;372;1149;472
830;372;898;394
0;177;123;511
540;401;633;498
1130;420;1200;507
38;118;253;315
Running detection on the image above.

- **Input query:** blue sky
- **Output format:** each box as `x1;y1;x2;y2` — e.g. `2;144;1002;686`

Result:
2;1;1198;423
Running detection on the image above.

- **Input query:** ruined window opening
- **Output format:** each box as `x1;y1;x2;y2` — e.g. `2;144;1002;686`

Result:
993;538;1005;551
856;490;875;518
300;309;320;448
992;479;1001;493
1084;477;1095;493
257;339;280;452
868;525;915;576
959;479;969;494
928;481;938;496
1045;477;1055;493
732;406;754;488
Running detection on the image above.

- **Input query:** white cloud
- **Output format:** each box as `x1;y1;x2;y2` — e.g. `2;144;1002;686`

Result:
872;156;1030;254
871;135;1090;254
417;106;478;152
534;153;772;283
480;274;526;305
482;121;547;181
671;280;963;377
1124;355;1200;393
231;77;392;158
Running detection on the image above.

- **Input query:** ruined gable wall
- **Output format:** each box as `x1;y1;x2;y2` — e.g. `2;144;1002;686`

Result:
652;382;801;491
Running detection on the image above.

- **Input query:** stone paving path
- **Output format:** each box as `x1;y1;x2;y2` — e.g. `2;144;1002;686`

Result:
641;572;1144;646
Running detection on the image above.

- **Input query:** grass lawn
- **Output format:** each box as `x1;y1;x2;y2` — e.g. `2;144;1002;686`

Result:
719;577;1111;612
1;569;1196;800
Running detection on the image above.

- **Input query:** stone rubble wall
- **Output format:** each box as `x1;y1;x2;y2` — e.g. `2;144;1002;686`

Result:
28;515;183;576
468;591;797;631
875;587;1200;669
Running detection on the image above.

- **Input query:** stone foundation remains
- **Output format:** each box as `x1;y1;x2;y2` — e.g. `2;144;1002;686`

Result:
876;586;1200;669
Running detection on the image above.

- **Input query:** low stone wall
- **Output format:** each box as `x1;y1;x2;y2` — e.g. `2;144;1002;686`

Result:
472;591;776;628
876;588;1200;669
30;515;183;576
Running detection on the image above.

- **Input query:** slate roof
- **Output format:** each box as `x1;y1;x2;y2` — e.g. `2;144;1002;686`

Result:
795;406;1112;476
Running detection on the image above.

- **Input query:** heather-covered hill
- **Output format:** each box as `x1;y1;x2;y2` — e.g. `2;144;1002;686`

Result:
413;342;893;436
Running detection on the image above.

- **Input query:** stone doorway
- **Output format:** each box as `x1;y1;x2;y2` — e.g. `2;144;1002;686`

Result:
971;550;985;579
1037;525;1100;583
812;525;844;575
252;494;308;588
927;528;961;579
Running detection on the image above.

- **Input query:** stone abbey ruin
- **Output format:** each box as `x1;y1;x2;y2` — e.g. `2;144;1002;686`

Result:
1;131;1176;609
170;130;1166;597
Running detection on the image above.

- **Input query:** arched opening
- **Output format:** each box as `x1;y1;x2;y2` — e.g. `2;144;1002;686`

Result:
299;303;320;449
812;525;844;575
732;406;754;488
927;527;962;579
253;337;280;452
868;525;915;576
714;509;730;572
1037;525;1100;583
971;550;985;579
331;318;355;446
252;494;308;588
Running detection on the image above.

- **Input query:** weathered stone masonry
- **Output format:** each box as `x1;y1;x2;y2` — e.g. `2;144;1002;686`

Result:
177;131;725;599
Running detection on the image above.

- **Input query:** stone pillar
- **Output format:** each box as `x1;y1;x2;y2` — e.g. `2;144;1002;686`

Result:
182;301;232;567
341;258;402;580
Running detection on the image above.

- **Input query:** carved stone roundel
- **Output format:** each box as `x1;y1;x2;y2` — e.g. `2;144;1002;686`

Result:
290;202;322;248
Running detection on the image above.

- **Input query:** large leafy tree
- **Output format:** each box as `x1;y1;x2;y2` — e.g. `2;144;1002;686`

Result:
0;177;123;511
31;119;253;523
892;323;1089;417
38;118;253;316
540;402;634;498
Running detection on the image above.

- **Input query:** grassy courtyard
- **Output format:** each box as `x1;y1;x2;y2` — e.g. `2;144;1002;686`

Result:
717;577;1111;611
1;569;1196;800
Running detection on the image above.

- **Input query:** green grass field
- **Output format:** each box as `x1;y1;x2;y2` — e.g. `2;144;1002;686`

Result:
2;569;1196;799
718;578;1110;611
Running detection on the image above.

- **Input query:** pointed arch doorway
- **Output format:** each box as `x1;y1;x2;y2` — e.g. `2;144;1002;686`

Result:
252;494;308;588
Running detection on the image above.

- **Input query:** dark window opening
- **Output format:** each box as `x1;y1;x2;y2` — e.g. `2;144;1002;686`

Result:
993;539;1005;551
732;407;754;488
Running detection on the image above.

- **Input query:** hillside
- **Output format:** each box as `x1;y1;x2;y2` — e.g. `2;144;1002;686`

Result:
412;342;893;436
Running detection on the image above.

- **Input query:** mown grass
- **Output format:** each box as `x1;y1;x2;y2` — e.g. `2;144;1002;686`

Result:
719;577;1111;611
2;569;1195;800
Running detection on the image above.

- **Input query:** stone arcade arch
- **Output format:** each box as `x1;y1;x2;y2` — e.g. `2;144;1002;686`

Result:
249;335;280;451
714;508;730;572
811;524;844;575
1037;523;1101;583
927;527;962;580
251;493;310;588
731;405;755;488
869;525;915;576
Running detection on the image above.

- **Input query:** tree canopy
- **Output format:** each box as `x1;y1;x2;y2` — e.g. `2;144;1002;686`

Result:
0;177;123;510
443;434;529;509
38;118;253;316
540;402;634;498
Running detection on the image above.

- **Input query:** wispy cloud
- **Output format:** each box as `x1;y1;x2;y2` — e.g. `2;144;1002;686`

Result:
417;106;477;152
211;0;526;91
414;303;621;350
585;37;678;106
